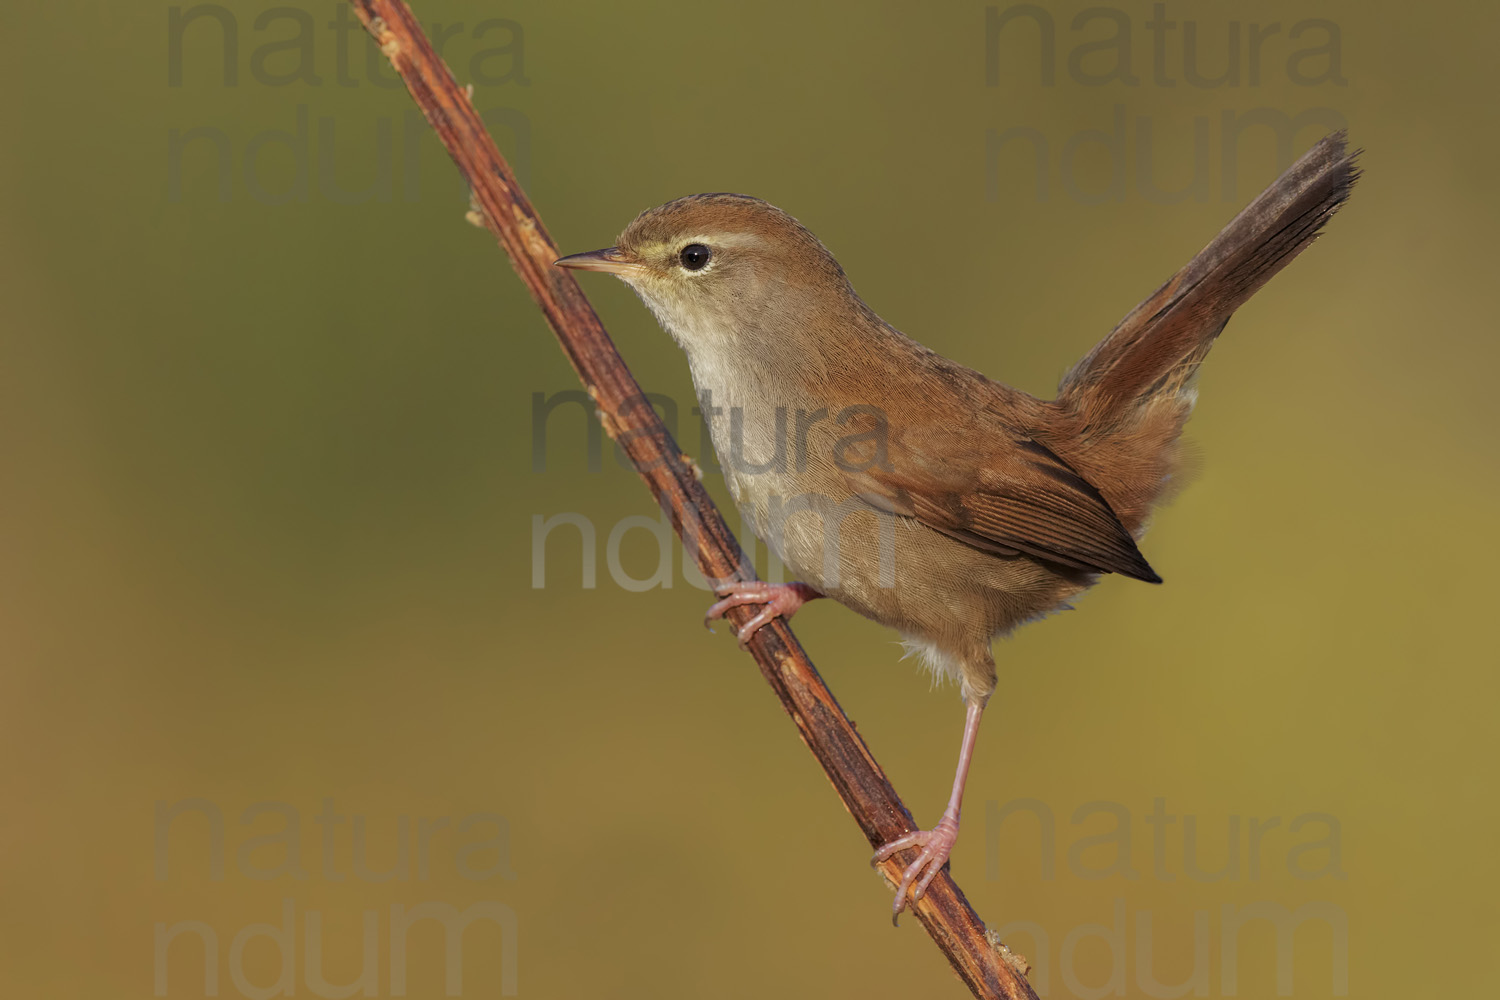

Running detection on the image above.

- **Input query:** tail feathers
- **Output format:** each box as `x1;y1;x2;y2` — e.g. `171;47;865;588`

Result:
1058;130;1360;427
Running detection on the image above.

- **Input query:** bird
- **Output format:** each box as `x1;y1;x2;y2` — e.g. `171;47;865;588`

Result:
555;131;1359;920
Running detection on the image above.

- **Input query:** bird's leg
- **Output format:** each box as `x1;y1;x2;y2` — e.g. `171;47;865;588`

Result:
873;698;986;922
704;580;822;647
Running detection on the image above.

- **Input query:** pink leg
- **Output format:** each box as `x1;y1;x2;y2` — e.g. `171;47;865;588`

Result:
872;699;986;923
704;581;822;647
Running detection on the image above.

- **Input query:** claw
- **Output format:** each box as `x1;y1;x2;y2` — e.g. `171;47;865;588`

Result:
872;815;961;923
703;581;821;646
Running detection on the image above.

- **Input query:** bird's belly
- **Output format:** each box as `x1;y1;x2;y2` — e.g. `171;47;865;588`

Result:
732;471;1092;644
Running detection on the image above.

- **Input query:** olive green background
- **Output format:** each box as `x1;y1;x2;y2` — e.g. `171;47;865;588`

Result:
4;1;1495;997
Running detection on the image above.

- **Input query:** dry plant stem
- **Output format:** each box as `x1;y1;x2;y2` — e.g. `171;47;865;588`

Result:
345;3;1038;997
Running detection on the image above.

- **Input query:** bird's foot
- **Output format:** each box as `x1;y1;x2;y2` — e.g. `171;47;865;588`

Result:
872;813;961;924
704;581;821;647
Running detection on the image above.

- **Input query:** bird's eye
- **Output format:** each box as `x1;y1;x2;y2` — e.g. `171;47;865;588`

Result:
679;243;712;271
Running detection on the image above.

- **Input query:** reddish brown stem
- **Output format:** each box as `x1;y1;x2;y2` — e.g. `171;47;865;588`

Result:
344;3;1037;997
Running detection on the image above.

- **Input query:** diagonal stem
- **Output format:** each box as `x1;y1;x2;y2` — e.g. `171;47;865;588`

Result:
343;3;1038;997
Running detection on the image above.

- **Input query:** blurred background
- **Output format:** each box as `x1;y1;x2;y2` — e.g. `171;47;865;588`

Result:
3;1;1495;997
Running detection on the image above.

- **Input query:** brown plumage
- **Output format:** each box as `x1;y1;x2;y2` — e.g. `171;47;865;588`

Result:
556;130;1360;919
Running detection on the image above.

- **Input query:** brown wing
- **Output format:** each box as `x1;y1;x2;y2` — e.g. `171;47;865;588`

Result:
846;428;1162;583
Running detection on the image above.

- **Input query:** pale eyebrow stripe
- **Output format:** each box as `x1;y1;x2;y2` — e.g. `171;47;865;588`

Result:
681;232;770;251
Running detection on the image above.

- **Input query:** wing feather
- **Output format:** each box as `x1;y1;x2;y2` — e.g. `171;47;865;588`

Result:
847;430;1161;583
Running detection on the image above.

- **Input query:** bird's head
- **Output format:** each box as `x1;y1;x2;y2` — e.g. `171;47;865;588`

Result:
555;193;856;352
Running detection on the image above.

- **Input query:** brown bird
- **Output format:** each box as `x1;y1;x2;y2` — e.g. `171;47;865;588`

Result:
556;131;1358;919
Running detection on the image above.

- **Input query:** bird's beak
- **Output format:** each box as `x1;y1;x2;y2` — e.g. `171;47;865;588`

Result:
554;247;645;278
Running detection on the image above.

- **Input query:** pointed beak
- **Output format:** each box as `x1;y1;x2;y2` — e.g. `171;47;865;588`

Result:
553;247;646;278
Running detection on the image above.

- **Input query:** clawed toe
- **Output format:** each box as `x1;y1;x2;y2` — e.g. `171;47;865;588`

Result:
872;818;960;923
703;581;821;646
